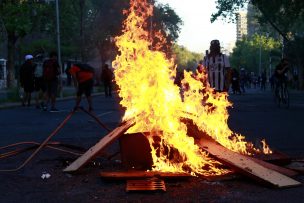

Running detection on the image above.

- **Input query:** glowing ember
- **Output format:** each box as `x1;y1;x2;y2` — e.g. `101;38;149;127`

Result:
112;0;271;176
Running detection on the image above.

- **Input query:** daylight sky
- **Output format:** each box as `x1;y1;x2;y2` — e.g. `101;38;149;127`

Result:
156;0;236;53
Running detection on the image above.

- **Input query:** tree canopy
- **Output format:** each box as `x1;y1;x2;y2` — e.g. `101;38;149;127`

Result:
213;0;304;89
0;0;183;87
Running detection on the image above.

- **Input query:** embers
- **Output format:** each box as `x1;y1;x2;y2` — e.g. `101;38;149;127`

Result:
126;177;166;192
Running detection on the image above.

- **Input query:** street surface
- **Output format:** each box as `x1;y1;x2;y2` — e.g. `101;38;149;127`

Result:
0;88;303;202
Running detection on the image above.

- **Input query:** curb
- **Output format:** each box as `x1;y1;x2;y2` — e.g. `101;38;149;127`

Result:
0;92;104;110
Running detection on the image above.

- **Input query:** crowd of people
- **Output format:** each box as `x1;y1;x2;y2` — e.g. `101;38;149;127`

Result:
174;39;292;97
19;52;60;112
19;40;291;112
19;52;114;112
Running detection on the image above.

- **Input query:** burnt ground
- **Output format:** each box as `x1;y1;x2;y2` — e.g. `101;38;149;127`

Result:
0;89;304;203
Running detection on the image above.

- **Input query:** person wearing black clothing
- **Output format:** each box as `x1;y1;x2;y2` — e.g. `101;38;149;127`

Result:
101;64;113;97
274;58;289;93
260;70;267;91
43;52;60;112
275;58;289;82
231;68;241;94
19;55;35;106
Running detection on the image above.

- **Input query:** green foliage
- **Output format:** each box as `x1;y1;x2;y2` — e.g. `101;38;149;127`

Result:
172;44;202;71
211;0;248;22
214;0;304;89
230;34;281;73
153;3;183;42
0;0;183;88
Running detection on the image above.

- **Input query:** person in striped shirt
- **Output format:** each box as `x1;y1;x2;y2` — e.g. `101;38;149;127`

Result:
203;40;231;92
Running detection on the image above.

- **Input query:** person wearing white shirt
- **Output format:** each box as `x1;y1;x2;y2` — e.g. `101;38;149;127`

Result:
203;40;231;92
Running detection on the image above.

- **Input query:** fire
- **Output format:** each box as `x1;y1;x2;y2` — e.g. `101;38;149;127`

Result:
112;0;271;176
261;139;273;154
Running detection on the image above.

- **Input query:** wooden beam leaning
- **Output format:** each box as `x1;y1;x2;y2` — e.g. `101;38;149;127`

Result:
63;119;135;173
197;138;301;188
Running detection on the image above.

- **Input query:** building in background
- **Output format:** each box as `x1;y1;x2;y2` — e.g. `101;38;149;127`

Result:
247;3;260;38
236;11;248;41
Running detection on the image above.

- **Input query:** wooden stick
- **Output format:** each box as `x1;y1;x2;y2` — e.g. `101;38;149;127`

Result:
63;119;134;172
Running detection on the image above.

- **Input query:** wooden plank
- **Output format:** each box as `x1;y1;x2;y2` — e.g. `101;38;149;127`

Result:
285;161;304;174
63;120;134;172
197;138;301;188
253;150;292;165
248;156;298;177
100;171;191;180
183;120;298;177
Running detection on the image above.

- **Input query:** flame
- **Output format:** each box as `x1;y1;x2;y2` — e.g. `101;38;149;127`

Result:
112;0;271;176
261;139;273;154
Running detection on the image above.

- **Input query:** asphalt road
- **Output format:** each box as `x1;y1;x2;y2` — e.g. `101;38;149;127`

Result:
228;88;304;156
0;94;124;147
0;88;303;203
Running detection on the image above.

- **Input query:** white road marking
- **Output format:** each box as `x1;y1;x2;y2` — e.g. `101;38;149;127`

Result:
96;111;113;117
88;111;113;122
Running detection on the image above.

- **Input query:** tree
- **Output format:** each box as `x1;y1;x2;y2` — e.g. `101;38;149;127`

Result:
87;0;183;66
213;0;304;89
172;44;202;71
0;0;183;88
0;0;47;87
230;34;281;75
151;3;183;56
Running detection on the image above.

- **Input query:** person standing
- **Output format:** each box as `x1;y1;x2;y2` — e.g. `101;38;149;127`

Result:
231;68;241;94
203;40;231;92
43;52;60;112
260;69;267;91
239;68;246;93
19;55;35;106
33;54;46;109
69;63;95;111
101;64;113;97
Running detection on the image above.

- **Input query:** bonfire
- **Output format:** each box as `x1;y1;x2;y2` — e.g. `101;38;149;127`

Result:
112;0;271;176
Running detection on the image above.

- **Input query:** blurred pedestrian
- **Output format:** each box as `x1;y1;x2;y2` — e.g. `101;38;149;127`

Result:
69;63;95;111
203;39;231;92
65;60;72;86
19;55;35;106
43;51;60;112
101;64;113;97
274;58;289;93
231;68;241;94
239;68;246;93
261;69;267;91
33;54;46;109
269;73;275;91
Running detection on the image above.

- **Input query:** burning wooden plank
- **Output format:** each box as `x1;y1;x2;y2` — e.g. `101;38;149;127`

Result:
197;138;301;188
100;171;191;180
253;150;292;165
63;120;134;172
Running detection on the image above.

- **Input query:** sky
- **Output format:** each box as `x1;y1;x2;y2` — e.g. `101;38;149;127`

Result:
156;0;236;53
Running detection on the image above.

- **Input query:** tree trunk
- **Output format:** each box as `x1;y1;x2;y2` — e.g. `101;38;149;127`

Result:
79;0;85;61
6;34;17;88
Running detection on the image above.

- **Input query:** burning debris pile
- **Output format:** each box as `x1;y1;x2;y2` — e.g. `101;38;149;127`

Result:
64;0;301;189
112;0;270;176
